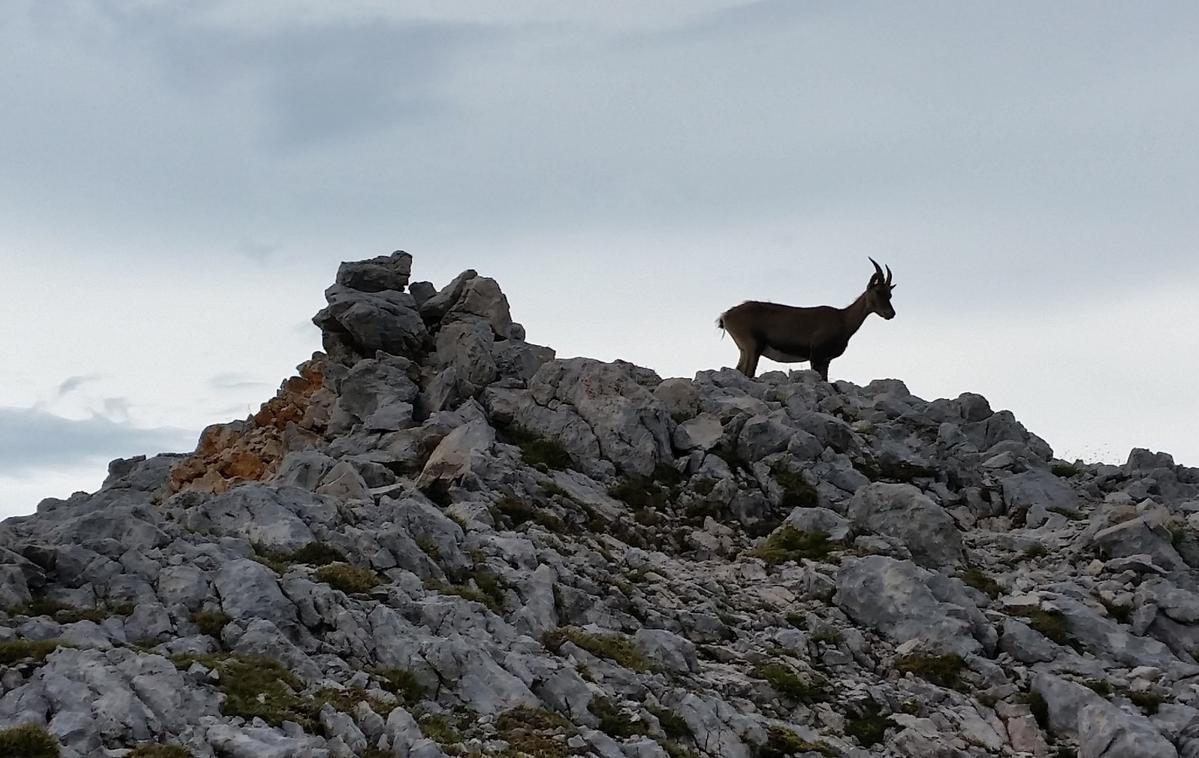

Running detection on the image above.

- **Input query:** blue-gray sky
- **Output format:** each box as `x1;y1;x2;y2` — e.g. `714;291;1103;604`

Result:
2;1;1197;516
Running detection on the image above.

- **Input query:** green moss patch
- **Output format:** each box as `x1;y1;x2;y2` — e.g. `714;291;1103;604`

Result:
844;702;892;747
127;745;191;758
441;569;509;613
190;610;231;637
495;706;576;757
749;527;834;565
0;639;69;666
1128;690;1164;715
543;627;653;672
12;597;134;624
961;566;1002;599
0;724;60;758
494;497;565;532
857;459;936;484
254;542;346;574
589;696;641;739
895;652;965;690
771;466;819;508
753;726;837;758
314;563;381;594
170;654;311;727
504;426;574;471
750;662;831;703
1017;608;1072;646
371;667;425;706
648;705;692;740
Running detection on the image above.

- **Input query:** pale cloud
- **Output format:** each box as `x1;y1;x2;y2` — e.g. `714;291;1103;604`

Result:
0;406;194;474
55;374;101;398
1;1;1196;518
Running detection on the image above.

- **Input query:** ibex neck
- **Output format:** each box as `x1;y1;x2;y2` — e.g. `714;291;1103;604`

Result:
843;292;872;337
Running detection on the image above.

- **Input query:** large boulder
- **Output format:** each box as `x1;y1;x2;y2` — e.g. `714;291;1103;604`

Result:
313;284;428;363
1032;672;1177;757
514;358;674;478
1001;469;1083;525
335;250;412;292
847;483;963;568
834;555;994;656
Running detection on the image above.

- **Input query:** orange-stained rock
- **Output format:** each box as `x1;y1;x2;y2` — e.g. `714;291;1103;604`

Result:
168;358;333;495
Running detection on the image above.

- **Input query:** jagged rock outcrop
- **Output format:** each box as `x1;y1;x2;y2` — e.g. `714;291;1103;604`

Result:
4;252;1199;758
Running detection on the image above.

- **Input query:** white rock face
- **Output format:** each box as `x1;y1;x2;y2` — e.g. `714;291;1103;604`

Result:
3;252;1199;757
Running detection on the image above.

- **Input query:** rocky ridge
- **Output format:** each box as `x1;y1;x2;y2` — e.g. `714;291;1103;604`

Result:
3;251;1199;758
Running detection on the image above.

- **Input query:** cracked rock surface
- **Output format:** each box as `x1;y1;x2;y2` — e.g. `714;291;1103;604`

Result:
4;252;1199;758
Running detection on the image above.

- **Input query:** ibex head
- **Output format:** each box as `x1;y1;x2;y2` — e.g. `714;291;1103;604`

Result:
866;257;896;320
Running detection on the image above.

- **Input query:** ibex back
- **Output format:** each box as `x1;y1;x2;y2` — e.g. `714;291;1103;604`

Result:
717;258;896;380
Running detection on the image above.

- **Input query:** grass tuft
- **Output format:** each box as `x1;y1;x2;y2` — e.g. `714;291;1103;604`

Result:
314;563;381;594
771;466;819;508
505;426;574;470
750;662;831;703
494;497;565;532
895;652;966;690
845;702;892;747
12;597;134;624
749;527;834;565
648;705;692;740
753;726;837;758
127;745;191;758
495;706;575;757
190;610;231;637
170;653;310;727
370;667;425;706
1018;608;1072;646
0;639;68;666
961;566;1002;599
542;627;653;672
0;724;60;758
1128;690;1164;715
589;696;641;739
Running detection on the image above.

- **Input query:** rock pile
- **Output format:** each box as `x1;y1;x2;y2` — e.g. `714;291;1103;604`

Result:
3;252;1199;758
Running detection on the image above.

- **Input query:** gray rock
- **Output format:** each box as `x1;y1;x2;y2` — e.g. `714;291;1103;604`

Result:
213;559;297;627
517;358;674;478
633;629;699;673
834;556;993;656
415;421;496;491
783;507;852;542
847;483;963;567
673;414;723;452
314;284;428;362
316;461;371;502
335;250;412;293
183;484;337;553
328;354;419;434
442;275;513;337
999;618;1059;663
1092;518;1187;573
737;414;794;460
0;564;32;607
654;378;702;420
232;618;322;682
1001;469;1082;525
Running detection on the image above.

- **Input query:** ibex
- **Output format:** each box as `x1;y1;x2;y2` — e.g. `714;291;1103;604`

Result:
717;258;896;380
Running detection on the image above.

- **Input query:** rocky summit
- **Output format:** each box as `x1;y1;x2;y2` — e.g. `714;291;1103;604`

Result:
3;253;1199;758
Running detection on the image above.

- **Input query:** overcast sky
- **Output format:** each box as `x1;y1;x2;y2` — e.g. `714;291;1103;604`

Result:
2;1;1197;517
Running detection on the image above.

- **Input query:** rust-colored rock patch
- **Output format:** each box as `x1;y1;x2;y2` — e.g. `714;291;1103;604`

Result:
168;359;332;495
